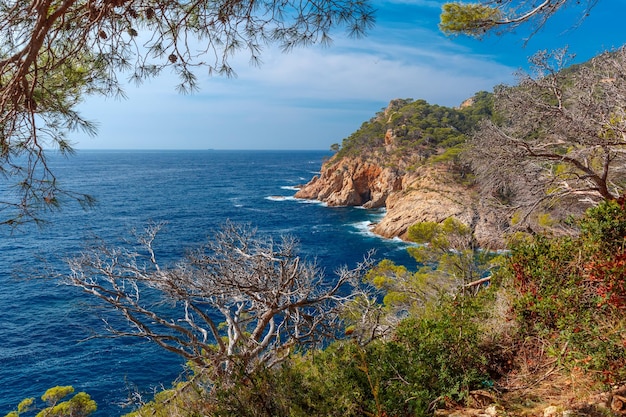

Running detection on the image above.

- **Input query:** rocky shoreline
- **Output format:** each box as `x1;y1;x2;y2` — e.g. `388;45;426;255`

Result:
295;156;508;249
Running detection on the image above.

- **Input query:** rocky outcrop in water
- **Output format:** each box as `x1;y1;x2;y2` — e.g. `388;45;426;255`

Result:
293;157;402;208
295;156;507;248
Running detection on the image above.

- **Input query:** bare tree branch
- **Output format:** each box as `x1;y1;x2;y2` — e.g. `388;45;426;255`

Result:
466;47;626;231
61;221;374;381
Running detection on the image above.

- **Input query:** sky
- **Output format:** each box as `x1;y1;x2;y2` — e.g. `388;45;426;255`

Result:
74;0;626;150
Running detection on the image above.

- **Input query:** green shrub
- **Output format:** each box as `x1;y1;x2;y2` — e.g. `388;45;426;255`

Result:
503;200;626;382
4;386;96;417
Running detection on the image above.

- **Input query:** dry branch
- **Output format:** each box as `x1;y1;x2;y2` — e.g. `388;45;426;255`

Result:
63;221;374;381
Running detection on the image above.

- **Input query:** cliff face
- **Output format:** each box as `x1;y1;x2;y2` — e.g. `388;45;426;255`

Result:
293;157;403;208
370;167;506;247
295;156;507;248
294;95;508;248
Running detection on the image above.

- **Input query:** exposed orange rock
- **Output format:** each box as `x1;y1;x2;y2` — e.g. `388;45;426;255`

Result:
295;156;507;248
384;129;394;145
294;157;402;208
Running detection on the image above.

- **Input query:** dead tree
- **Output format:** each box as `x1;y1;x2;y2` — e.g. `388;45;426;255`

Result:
467;47;626;228
63;221;373;380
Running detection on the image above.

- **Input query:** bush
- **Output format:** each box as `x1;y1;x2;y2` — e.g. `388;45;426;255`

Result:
287;291;499;417
4;386;96;417
503;200;626;382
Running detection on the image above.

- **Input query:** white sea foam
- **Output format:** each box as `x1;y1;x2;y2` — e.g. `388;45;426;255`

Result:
280;185;300;191
297;198;327;207
349;217;416;247
265;195;293;202
351;220;376;237
265;194;328;206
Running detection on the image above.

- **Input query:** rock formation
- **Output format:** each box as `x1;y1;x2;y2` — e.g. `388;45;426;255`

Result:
295;156;507;248
293;157;402;209
294;95;515;248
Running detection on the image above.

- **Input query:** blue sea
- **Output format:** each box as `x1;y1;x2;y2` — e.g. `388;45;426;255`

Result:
0;150;415;416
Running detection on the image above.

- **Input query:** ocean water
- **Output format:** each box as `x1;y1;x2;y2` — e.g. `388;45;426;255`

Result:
0;150;415;415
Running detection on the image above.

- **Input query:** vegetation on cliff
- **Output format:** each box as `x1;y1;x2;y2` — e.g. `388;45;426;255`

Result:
333;91;494;169
2;0;623;413
297;93;499;242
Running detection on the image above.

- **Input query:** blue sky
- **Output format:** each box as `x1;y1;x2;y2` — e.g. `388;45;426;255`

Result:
75;0;626;150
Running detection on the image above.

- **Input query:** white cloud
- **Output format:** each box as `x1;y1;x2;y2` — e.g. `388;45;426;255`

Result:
197;29;515;105
75;17;516;150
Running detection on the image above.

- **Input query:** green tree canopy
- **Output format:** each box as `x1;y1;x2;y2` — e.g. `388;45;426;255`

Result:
440;0;598;37
4;386;96;417
0;0;375;225
335;93;493;164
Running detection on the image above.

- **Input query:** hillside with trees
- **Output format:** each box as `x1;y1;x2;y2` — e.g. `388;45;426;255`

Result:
293;91;512;247
333;91;494;169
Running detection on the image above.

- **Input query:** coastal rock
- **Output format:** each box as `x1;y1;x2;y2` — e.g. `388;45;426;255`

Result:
371;167;474;240
384;129;395;146
295;156;507;248
294;157;402;208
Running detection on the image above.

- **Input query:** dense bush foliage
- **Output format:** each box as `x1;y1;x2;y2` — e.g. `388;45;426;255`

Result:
504;200;626;382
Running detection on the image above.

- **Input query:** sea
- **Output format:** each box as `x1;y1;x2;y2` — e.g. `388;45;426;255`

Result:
0;150;415;416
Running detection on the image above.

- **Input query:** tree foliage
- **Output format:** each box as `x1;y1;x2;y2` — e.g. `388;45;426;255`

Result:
0;0;375;225
62;221;372;381
4;386;96;417
467;48;626;225
335;93;493;166
361;216;502;347
440;0;598;38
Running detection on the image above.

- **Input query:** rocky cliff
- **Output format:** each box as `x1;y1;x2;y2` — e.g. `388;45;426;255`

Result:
294;156;507;248
293;157;402;208
294;95;511;248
